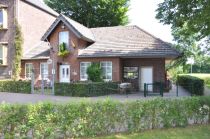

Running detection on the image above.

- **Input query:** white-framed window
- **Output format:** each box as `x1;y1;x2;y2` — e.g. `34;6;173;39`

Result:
0;45;7;65
0;45;3;64
101;61;112;81
40;63;48;80
0;8;7;28
59;31;69;45
80;62;91;81
0;9;3;27
25;63;33;79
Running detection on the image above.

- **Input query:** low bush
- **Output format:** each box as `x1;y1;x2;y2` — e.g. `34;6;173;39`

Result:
0;80;31;93
177;75;204;96
0;97;209;138
55;82;119;97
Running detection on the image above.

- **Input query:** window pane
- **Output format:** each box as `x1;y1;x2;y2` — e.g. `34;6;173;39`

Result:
40;63;48;79
101;62;112;81
26;64;33;79
80;62;91;80
59;32;69;45
0;9;3;25
123;67;138;79
0;46;2;57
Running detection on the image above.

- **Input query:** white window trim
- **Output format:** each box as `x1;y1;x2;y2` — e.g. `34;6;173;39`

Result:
0;9;3;26
0;45;3;64
59;31;69;45
100;61;112;81
25;63;33;79
80;62;91;81
40;62;49;80
0;8;7;29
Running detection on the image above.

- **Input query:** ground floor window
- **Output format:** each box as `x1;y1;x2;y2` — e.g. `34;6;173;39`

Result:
25;63;33;79
40;63;48;80
0;45;7;65
0;45;3;64
80;62;91;81
101;61;112;81
123;67;138;79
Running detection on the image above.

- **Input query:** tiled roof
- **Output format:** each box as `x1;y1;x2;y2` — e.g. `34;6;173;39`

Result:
22;41;50;60
41;14;95;42
78;26;180;58
22;0;58;17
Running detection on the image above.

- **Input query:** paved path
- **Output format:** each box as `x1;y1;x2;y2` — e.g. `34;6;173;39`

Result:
0;85;190;104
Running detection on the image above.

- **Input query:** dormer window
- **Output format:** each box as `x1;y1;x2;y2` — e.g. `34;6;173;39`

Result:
0;8;7;29
59;31;69;47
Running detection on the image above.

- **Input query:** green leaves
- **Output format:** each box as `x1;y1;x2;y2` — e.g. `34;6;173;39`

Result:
0;97;209;138
13;20;23;81
87;63;103;82
44;0;130;28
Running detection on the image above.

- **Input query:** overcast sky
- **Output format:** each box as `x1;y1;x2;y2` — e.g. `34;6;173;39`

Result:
128;0;173;42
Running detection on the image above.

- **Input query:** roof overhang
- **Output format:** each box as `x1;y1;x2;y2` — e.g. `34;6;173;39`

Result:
41;15;94;42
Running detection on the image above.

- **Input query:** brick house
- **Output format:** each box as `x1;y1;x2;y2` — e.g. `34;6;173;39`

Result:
0;0;57;78
21;14;180;90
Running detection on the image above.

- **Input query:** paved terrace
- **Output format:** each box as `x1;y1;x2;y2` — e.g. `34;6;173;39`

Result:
0;85;193;104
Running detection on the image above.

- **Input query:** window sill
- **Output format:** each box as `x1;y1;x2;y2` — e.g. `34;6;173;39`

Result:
0;28;8;31
0;64;8;67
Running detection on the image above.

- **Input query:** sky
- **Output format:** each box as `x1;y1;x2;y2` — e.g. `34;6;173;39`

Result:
128;0;173;42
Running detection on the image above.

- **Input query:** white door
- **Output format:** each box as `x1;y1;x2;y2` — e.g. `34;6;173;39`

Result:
140;67;153;91
59;65;70;83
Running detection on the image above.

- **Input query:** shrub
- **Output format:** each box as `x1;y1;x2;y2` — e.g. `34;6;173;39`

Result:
0;80;31;93
87;63;103;82
177;75;204;95
55;82;118;97
0;97;209;138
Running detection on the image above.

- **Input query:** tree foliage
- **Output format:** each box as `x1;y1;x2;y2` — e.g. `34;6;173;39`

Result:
44;0;130;28
13;20;23;80
156;0;210;74
156;0;210;41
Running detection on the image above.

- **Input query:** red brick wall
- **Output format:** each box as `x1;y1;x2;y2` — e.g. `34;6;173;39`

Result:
21;59;48;85
18;0;56;53
122;58;166;89
47;22;122;82
0;0;16;78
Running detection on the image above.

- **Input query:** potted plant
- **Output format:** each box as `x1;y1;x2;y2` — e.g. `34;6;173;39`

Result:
58;42;70;57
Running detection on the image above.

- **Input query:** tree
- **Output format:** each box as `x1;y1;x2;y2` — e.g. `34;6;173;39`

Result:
87;63;103;82
156;0;210;41
44;0;130;28
13;20;23;80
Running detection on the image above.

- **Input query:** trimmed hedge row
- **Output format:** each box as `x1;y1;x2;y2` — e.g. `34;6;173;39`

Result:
55;82;119;97
177;75;204;96
0;97;209;138
0;80;31;93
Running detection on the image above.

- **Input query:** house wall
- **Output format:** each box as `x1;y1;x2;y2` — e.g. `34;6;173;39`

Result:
0;0;56;79
47;22;122;82
122;58;166;90
0;0;16;78
18;0;56;53
21;59;48;86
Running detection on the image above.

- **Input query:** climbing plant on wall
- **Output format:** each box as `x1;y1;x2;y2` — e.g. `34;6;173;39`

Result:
12;20;23;80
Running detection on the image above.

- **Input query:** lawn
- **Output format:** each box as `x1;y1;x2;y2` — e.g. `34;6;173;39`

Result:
94;124;210;139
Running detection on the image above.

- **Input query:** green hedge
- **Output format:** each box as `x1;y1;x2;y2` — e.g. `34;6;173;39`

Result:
0;97;209;138
55;82;119;97
177;75;204;96
0;80;31;93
